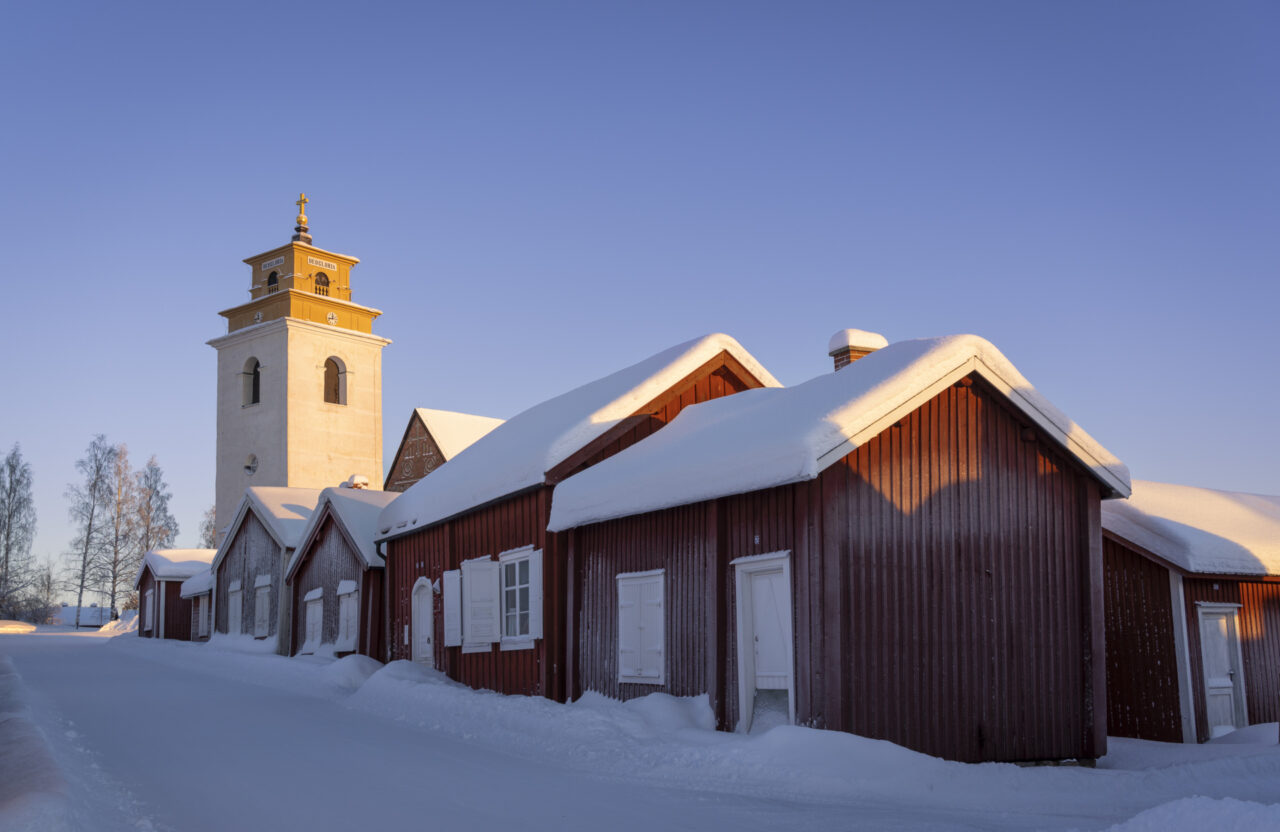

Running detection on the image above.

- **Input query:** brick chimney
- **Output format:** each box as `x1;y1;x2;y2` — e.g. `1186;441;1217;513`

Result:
828;329;888;370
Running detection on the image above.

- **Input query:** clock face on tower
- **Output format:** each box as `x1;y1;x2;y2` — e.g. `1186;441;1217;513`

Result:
326;312;338;325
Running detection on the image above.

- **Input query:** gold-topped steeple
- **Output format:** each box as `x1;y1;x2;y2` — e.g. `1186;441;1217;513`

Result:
292;192;312;244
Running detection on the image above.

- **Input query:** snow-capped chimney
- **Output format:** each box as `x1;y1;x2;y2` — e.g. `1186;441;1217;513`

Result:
341;474;370;490
828;329;888;370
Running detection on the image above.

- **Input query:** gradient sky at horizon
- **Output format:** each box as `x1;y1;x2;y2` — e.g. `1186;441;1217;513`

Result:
1;1;1276;580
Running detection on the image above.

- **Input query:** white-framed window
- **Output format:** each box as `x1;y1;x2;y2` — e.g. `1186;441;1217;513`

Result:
459;556;500;653
499;546;542;650
144;588;154;632
301;587;322;654
617;569;665;685
336;580;358;653
253;574;271;638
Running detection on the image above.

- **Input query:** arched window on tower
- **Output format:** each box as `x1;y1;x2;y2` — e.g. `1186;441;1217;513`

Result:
266;272;279;294
324;357;346;405
314;273;330;296
243;358;261;406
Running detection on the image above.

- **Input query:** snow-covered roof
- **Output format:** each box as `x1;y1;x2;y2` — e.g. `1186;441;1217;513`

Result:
50;606;112;626
378;333;779;538
287;487;400;581
415;408;505;461
180;569;214;598
133;549;217;589
211;487;323;577
1102;480;1280;576
549;334;1131;531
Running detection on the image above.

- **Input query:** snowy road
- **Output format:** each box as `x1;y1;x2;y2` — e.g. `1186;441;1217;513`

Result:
4;630;1280;832
1;633;952;831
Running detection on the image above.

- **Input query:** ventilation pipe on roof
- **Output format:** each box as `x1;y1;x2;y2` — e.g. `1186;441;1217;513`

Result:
828;329;888;370
342;474;370;489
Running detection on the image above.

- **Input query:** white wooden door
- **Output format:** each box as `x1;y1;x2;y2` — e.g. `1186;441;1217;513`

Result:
228;590;242;635
304;599;322;653
1200;609;1245;737
412;580;434;667
751;569;789;690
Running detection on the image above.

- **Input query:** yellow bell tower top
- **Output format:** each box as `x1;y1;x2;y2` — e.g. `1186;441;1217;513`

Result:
219;194;383;334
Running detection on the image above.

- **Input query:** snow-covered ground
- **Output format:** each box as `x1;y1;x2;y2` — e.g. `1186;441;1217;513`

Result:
1;628;1278;831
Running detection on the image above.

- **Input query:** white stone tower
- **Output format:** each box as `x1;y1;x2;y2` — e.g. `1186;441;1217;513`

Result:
208;195;390;537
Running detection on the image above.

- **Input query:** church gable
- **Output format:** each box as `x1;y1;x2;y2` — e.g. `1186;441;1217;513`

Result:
384;412;447;493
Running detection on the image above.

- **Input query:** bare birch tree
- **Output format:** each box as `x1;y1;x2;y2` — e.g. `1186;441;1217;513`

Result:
0;444;38;619
199;503;219;549
65;435;115;629
129;456;179;611
92;444;137;620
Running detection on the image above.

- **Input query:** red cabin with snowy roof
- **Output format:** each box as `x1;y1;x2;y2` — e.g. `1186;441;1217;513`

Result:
1102;481;1280;744
548;331;1131;764
375;334;778;701
134;549;217;640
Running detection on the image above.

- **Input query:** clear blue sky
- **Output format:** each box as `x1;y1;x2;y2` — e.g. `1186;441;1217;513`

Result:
1;1;1276;569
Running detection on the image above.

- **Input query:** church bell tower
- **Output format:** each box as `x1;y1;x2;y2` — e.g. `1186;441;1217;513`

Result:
209;196;390;536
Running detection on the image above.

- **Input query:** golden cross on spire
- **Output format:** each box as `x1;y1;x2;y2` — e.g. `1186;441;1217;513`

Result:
295;192;309;226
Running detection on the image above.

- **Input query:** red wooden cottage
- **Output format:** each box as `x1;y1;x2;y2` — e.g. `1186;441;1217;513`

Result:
210;487;321;653
134;549;217;640
375;333;779;699
180;569;214;641
1102;480;1280;743
384;408;504;493
285;485;398;658
547;331;1132;764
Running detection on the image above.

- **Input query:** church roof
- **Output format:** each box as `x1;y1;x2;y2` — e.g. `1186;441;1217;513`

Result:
378;333;779;538
415;409;505;461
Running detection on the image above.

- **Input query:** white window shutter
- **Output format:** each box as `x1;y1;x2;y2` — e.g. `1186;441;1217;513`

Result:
461;558;500;649
529;549;543;640
443;570;462;647
254;586;270;637
617;580;640;680
641;578;665;683
228;590;242;635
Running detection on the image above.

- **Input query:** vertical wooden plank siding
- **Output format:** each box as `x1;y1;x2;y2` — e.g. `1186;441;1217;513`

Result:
163;582;191;641
214;511;281;639
817;379;1095;762
1103;537;1182;742
387;489;548;697
568;377;1101;763
574;503;714;702
289;513;370;657
1183;578;1280;740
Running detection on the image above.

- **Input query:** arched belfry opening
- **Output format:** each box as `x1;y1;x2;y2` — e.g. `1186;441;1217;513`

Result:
266;272;278;294
314;273;330;296
242;358;261;406
324;357;346;405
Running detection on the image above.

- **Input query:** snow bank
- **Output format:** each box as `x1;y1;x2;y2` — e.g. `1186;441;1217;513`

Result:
1102;480;1280;576
0;656;71;831
1105;797;1280;831
379;333;779;537
319;654;383;691
97;611;137;636
550;334;1131;531
0;620;37;634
